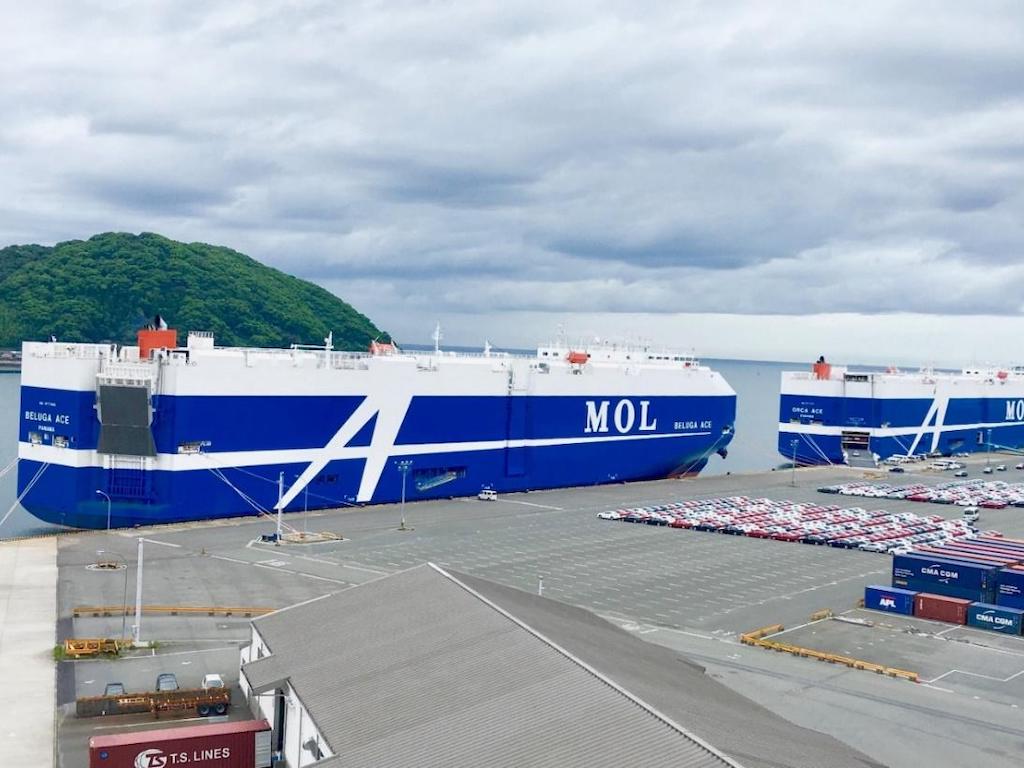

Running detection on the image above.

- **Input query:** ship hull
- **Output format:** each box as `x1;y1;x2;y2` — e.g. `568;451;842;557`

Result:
778;371;1024;465
18;343;736;529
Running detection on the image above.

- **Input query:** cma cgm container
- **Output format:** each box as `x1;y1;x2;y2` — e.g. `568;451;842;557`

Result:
89;719;271;768
892;553;996;602
996;567;1024;610
914;593;971;624
967;603;1024;635
864;585;916;615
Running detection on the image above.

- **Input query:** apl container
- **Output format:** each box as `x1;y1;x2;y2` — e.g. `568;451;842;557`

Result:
914;593;971;624
996;567;1024;610
892;554;996;602
967;603;1024;635
864;585;916;615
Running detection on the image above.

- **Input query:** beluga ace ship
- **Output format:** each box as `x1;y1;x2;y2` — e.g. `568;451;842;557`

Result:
779;357;1024;466
17;324;736;529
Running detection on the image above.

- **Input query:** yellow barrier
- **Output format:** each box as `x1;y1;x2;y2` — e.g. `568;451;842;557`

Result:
810;609;833;621
73;605;276;618
64;638;122;658
740;623;919;682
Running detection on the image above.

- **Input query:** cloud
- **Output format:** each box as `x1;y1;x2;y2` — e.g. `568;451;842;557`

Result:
2;1;1024;362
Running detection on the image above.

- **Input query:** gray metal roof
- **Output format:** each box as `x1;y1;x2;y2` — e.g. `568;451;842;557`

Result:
244;564;739;768
243;564;884;768
449;571;886;768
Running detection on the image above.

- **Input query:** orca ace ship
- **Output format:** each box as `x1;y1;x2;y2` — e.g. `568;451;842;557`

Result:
779;358;1024;466
17;325;736;529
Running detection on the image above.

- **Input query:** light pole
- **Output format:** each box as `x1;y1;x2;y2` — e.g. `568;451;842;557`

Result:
96;550;129;641
987;428;992;468
396;460;413;531
275;472;284;545
790;439;798;486
96;490;111;532
133;538;144;645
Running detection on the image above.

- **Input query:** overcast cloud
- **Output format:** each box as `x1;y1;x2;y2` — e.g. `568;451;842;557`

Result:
2;1;1024;365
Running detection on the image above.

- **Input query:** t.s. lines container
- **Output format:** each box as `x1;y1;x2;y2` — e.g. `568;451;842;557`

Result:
913;593;971;624
89;719;272;768
864;585;916;615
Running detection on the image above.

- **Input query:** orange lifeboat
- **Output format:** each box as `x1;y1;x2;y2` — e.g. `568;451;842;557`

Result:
566;350;589;365
369;340;397;356
812;361;831;380
998;370;1009;380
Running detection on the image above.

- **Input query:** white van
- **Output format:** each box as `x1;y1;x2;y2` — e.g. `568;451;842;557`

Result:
477;488;498;501
962;507;980;524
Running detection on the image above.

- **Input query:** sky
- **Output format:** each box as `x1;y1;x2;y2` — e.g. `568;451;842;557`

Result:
2;1;1024;366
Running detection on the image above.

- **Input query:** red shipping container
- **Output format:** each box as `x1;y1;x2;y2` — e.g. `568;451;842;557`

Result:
914;593;971;625
89;719;271;768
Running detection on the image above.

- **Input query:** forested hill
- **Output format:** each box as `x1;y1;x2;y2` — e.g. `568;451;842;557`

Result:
0;232;387;349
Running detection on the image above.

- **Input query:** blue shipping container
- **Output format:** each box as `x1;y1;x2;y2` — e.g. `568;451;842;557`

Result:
865;585;916;615
893;578;990;603
967;603;1024;635
892;554;995;598
996;568;1024;610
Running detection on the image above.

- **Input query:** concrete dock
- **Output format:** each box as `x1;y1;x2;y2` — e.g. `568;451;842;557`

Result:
0;537;57;767
8;455;1024;767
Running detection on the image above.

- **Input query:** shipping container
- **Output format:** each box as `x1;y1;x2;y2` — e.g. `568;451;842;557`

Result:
941;540;1024;557
89;719;272;768
892;553;996;599
914;593;971;624
932;541;1024;558
893;577;990;603
977;535;1024;548
967;602;1024;635
911;547;1015;566
864;585;916;615
996;568;1024;610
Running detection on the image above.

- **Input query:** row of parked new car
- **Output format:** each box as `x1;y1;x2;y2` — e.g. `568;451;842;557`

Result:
819;479;1024;509
597;496;982;554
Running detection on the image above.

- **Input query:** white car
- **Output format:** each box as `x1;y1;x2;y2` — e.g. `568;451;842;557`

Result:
477;489;498;501
201;673;225;690
597;511;620;520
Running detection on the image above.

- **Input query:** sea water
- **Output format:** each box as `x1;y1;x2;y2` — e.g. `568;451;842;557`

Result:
0;359;792;539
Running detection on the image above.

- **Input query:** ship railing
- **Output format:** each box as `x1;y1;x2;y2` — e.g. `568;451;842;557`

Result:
98;361;157;387
23;341;116;360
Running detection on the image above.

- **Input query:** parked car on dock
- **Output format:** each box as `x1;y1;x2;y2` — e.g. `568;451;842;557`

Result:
155;673;179;692
202;673;225;690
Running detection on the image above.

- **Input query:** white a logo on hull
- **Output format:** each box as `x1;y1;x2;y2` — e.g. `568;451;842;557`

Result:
585;400;657;434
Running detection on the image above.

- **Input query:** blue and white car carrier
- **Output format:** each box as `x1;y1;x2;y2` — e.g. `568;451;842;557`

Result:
17;327;736;529
779;359;1024;466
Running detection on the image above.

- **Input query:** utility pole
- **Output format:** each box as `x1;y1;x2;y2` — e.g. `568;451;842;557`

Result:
276;471;284;545
987;428;992;469
396;460;413;531
791;439;798;486
133;538;144;645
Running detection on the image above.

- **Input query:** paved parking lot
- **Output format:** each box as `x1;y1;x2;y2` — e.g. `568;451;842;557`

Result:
770;609;1024;707
53;462;1024;768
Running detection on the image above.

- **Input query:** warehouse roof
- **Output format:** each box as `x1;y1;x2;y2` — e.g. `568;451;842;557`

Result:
242;564;884;768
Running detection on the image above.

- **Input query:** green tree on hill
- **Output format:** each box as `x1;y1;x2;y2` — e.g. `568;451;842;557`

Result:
0;232;387;349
